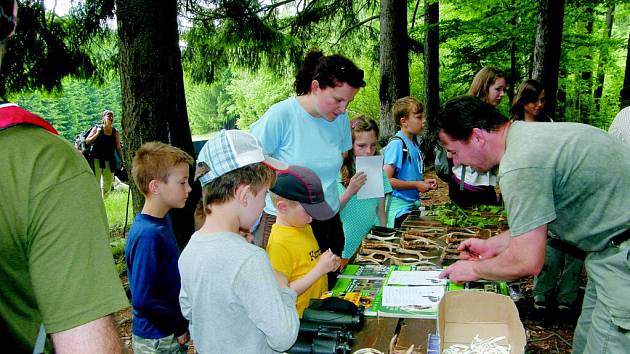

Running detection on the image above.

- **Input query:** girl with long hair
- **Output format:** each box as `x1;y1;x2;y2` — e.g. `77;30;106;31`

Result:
338;116;391;260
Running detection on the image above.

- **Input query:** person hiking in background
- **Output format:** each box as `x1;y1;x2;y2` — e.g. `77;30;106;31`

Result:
86;109;124;198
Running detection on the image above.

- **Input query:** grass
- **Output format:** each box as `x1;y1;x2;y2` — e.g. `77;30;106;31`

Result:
103;188;133;276
103;188;134;238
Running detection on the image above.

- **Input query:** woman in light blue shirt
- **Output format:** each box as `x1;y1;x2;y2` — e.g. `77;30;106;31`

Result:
250;50;365;288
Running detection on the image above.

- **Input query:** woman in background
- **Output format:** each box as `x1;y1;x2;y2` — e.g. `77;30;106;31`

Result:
448;66;505;207
86;110;123;198
510;79;551;122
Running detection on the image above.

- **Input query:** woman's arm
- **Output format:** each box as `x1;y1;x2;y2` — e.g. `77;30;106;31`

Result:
85;126;99;145
114;130;124;166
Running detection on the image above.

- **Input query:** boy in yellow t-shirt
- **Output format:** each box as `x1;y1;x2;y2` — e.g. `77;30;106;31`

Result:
267;165;342;316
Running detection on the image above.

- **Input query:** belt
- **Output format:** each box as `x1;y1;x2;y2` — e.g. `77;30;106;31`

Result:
610;228;630;247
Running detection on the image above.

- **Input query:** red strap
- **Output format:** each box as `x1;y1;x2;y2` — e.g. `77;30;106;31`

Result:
0;104;58;134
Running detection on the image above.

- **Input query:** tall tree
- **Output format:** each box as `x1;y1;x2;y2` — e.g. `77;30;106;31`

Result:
594;5;614;112
423;0;439;145
115;0;199;248
624;32;630;89
533;0;566;120
379;0;409;138
577;5;595;124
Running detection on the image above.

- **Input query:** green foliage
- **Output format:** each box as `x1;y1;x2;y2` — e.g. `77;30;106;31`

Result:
186;75;238;135
1;1;116;97
110;237;127;276
10;77;122;142
103;189;134;234
110;237;126;259
6;0;630;147
104;189;132;276
224;68;293;129
432;203;506;228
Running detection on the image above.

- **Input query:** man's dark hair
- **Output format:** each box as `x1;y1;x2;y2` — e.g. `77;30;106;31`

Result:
436;96;509;141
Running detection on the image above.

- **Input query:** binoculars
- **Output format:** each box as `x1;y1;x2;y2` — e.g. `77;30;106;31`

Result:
287;298;365;354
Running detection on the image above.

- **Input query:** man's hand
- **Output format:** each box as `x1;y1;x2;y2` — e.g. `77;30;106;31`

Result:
439;260;480;284
315;249;341;274
457;238;497;261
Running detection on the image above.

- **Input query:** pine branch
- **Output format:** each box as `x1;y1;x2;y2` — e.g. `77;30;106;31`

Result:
334;14;379;45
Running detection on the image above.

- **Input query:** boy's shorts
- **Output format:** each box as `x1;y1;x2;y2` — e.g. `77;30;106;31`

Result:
132;334;188;354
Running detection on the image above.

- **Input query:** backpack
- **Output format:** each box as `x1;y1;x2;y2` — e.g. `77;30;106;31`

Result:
388;136;411;163
74;126;95;160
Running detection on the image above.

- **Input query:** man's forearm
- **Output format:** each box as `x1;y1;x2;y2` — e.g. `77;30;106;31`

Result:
472;229;546;281
484;230;512;255
51;316;123;354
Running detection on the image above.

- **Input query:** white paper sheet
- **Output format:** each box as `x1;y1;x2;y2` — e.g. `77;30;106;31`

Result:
387;270;447;286
381;285;445;307
356;155;385;200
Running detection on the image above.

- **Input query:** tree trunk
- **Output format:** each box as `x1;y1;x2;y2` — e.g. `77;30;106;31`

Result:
423;0;439;149
578;7;594;125
116;0;199;249
533;0;566;121
508;0;517;104
594;6;614;112
379;0;410;140
624;32;630;90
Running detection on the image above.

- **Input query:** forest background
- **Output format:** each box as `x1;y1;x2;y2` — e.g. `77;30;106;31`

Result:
3;0;630;246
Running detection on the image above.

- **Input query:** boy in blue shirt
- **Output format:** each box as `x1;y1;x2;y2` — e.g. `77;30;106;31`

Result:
383;96;437;227
125;141;194;354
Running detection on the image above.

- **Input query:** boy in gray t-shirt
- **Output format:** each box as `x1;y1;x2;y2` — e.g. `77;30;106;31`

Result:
178;130;298;353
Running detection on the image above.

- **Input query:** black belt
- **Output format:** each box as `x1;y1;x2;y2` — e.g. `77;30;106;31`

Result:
611;228;630;247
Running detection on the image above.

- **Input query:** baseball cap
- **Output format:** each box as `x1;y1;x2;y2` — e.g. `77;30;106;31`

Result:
271;165;334;221
195;129;288;186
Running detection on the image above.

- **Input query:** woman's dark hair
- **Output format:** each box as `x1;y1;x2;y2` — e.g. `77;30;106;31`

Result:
436;96;509;142
294;49;366;95
510;79;545;121
340;115;379;187
468;66;505;103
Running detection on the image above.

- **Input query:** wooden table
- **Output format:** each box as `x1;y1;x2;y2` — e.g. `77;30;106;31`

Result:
352;317;436;353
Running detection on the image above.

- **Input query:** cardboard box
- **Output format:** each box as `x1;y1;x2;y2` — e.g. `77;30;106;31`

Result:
438;291;526;353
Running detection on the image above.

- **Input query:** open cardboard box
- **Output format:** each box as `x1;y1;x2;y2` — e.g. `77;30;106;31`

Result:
438;291;526;353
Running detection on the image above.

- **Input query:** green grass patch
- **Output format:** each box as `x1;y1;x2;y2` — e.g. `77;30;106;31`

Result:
104;188;134;237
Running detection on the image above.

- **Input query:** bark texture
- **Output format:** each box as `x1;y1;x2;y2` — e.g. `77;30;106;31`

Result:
423;0;439;148
379;0;410;139
116;0;199;248
533;0;566;120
